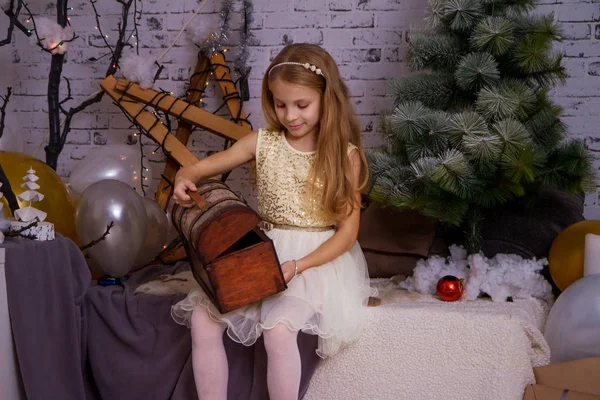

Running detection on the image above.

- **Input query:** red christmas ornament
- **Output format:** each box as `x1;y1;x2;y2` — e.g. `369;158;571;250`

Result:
436;275;464;302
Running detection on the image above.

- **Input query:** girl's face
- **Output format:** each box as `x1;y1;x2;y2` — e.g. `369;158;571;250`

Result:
270;78;321;143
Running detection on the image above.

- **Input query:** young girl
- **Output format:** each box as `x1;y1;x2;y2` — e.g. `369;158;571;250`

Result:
171;43;375;400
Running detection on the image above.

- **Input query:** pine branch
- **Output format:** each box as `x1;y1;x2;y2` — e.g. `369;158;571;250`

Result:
473;180;521;208
390;102;429;142
455;52;501;91
424;0;446;29
461;131;503;164
486;0;536;13
390;73;469;110
369;166;415;207
404;111;452;160
512;13;564;44
543;140;597;193
431;148;476;199
365;150;399;184
422;191;470;225
525;53;568;87
443;0;484;32
492;118;531;152
525;101;567;150
499;78;537;120
448;111;489;146
470;17;515;56
500;145;543;184
408;32;466;72
476;85;520;120
512;36;564;82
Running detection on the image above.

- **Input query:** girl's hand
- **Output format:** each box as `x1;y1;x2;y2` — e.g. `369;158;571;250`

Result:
280;260;298;283
173;177;198;208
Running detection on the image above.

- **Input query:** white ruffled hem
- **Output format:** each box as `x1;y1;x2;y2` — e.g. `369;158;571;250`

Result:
171;228;376;358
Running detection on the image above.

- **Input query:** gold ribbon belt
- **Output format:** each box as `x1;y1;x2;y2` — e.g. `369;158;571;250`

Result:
259;221;334;232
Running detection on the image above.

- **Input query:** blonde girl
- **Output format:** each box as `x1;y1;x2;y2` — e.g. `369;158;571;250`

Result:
172;43;375;400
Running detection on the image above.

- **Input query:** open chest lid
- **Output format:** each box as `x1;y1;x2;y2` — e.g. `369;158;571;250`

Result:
172;180;265;265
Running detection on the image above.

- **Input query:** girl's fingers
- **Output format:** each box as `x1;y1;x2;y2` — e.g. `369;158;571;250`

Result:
184;181;198;192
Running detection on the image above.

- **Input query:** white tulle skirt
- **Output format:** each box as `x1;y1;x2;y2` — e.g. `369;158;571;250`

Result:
171;227;376;358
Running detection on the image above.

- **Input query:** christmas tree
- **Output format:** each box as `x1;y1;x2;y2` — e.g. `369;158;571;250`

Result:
367;0;596;253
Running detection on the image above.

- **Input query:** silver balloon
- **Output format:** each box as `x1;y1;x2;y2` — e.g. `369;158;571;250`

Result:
544;273;600;363
164;196;181;247
69;144;153;196
75;179;147;277
133;197;169;269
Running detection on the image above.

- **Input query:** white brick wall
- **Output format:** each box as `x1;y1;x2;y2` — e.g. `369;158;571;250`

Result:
1;0;599;216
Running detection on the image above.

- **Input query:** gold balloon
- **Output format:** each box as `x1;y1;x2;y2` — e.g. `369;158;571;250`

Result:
548;220;600;292
0;151;79;244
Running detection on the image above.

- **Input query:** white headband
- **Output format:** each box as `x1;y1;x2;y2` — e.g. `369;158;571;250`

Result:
268;62;325;78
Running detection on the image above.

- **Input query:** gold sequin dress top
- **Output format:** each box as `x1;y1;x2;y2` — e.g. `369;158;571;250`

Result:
171;128;375;359
256;128;357;229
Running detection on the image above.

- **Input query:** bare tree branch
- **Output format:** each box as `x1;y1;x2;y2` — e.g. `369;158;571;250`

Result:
44;0;70;170
80;221;114;251
0;86;11;140
46;0;139;170
6;221;37;240
0;163;20;215
1;0;33;47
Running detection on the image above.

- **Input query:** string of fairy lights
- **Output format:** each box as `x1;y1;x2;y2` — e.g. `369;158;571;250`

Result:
3;0;254;193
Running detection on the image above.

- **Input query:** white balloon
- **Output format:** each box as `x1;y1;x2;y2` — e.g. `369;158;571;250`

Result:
544;273;600;363
69;144;153;196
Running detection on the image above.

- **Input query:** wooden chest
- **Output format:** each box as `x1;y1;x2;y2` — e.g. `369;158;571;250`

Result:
171;180;286;314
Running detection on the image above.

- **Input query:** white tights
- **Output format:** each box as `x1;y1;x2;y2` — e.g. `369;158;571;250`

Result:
190;306;228;400
190;306;301;400
263;324;301;400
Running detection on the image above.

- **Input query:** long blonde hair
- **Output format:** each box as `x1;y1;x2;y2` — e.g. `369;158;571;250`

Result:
261;43;369;223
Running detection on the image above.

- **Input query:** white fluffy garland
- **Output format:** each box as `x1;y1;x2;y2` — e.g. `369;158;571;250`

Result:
29;17;75;55
399;245;554;303
119;54;158;89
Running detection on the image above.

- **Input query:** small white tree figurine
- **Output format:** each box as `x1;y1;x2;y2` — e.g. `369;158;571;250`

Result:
10;167;55;241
